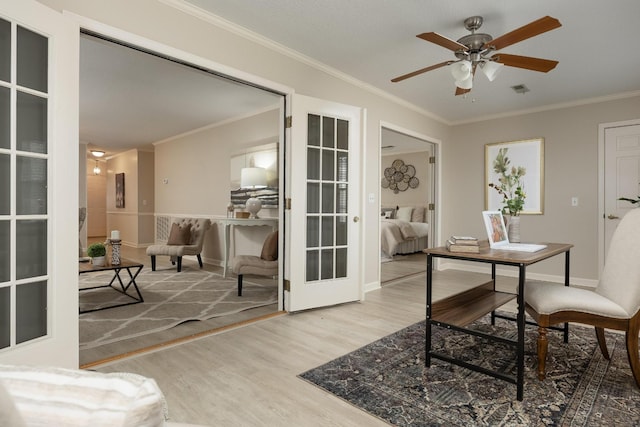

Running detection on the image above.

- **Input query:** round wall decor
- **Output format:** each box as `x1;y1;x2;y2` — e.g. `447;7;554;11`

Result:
381;159;419;193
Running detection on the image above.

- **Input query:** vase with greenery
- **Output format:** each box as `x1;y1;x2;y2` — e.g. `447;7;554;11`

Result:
488;147;526;241
87;242;106;266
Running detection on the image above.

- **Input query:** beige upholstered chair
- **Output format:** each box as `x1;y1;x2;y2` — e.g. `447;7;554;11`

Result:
231;230;278;296
525;208;640;386
146;218;211;272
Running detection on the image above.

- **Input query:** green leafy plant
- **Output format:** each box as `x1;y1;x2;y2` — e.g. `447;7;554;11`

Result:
87;242;106;258
488;147;527;216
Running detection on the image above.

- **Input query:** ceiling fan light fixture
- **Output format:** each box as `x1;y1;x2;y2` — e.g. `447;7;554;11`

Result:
450;60;472;81
480;61;504;81
455;74;473;90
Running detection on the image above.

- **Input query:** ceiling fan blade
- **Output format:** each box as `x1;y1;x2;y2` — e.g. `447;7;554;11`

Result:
483;16;561;51
491;53;559;72
417;32;468;52
391;61;452;83
455;87;471;96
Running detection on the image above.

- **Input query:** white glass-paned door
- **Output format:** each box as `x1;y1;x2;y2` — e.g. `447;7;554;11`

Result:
0;19;50;350
0;0;79;368
286;95;361;312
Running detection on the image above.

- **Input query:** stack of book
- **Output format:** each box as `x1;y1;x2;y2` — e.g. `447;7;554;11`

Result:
446;236;479;253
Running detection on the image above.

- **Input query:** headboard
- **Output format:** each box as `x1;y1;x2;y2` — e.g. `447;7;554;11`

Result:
381;205;428;223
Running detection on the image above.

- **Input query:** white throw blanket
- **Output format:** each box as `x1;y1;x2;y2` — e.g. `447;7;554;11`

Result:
381;219;418;257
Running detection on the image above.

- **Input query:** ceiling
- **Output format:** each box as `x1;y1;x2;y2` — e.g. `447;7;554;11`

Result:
183;0;640;123
79;34;281;157
80;0;640;156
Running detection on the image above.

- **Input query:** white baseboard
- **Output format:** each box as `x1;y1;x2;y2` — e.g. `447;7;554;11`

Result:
364;280;381;293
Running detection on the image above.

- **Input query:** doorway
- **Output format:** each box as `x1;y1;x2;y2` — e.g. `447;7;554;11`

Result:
379;124;439;284
599;120;640;273
77;30;285;366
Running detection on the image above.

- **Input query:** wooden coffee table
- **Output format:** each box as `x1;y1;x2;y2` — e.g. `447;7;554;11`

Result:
79;260;144;314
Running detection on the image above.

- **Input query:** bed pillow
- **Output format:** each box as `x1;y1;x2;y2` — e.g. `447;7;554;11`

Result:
411;207;425;223
381;208;395;219
167;223;192;245
396;206;413;222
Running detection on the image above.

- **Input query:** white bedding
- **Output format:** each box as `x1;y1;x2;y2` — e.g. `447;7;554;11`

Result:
380;219;429;257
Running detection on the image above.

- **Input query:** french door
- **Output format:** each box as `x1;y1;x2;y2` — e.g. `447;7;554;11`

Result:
285;95;362;311
0;1;79;367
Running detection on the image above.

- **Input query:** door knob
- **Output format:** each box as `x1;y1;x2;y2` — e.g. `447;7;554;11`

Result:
607;214;620;220
353;216;360;223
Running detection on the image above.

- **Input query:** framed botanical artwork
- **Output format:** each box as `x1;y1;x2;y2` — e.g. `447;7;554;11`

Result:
115;172;125;208
485;138;544;214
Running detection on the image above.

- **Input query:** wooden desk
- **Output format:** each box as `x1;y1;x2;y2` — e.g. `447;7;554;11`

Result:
424;241;573;401
218;218;278;277
79;260;144;314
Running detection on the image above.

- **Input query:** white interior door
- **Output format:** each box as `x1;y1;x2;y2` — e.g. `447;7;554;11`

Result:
285;94;362;312
604;124;640;258
0;1;79;367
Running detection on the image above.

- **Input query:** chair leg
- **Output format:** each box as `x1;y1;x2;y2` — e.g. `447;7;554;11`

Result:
625;320;640;388
197;254;203;268
177;257;182;272
536;326;549;381
150;255;156;271
237;274;243;296
595;327;610;360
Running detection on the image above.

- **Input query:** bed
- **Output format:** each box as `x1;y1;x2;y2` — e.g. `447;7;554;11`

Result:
380;206;429;258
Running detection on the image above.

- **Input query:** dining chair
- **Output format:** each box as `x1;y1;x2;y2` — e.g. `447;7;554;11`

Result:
525;208;640;386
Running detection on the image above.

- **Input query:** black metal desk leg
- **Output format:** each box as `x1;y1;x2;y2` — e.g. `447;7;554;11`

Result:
564;250;571;343
491;263;497;325
517;263;526;401
426;253;433;367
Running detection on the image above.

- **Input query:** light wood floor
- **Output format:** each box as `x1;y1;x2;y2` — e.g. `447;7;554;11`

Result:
95;263;517;426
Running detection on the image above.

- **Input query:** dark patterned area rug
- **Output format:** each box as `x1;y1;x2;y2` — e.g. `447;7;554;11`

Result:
300;316;640;426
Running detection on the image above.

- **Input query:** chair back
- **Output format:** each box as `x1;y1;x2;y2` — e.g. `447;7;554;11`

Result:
596;208;640;316
172;217;211;250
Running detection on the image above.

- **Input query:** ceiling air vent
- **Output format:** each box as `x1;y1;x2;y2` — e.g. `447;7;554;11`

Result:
511;84;530;94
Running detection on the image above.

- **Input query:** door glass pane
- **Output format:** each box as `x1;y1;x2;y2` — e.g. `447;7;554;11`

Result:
0;86;9;149
337;152;348;182
16;281;47;344
0;19;9;83
0;286;8;349
308;114;320;147
0;154;9;214
322;149;334;181
321;216;334;246
306;250;319;282
322;117;334;148
306;216;319;248
16;220;47;280
322;183;334;213
336;248;347;278
337;119;348;150
0;221;8;282
17;26;48;93
17;91;47;154
307;182;319;213
336;216;347;246
307;147;319;180
17;156;47;215
321;249;333;279
336;183;348;214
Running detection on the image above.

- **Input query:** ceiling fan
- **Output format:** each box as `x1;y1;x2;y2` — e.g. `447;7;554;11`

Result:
391;15;562;95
